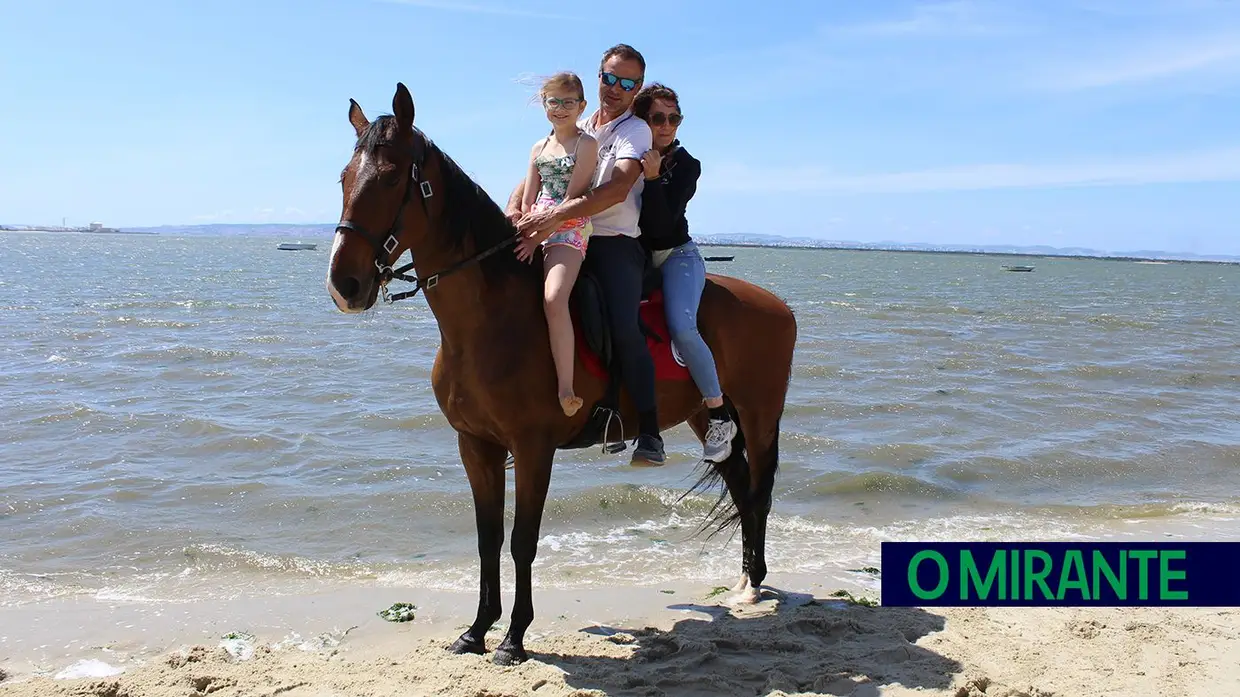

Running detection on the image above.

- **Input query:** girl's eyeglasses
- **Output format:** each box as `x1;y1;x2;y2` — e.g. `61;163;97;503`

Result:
600;72;639;91
544;97;581;110
648;112;683;127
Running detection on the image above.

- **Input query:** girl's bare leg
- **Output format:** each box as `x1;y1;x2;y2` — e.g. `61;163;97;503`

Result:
542;244;585;416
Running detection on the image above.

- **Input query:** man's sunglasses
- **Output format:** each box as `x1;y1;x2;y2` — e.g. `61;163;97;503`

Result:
600;71;640;91
648;112;683;127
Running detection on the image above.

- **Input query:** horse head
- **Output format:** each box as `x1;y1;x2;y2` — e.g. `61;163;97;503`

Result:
327;82;433;313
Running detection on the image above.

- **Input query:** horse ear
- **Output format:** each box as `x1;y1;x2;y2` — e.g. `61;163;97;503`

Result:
393;82;415;133
348;99;368;137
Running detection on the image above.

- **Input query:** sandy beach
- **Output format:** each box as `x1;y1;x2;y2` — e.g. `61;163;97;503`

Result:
2;576;1237;697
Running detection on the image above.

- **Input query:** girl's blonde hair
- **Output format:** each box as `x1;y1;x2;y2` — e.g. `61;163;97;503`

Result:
538;71;585;101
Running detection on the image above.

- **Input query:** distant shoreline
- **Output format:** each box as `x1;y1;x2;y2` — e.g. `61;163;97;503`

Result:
695;241;1240;266
0;227;158;236
3;225;1235;265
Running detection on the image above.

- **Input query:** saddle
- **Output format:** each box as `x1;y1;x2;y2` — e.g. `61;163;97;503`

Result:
571;265;663;370
559;257;664;453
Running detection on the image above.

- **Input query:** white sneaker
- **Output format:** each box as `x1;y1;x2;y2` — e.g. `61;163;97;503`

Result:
703;418;737;462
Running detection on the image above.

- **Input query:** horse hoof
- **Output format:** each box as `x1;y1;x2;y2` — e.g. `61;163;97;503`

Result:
730;585;762;605
492;644;528;666
448;635;486;655
728;575;761;605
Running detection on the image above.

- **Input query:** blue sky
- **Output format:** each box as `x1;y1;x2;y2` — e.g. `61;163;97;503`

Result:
2;0;1238;254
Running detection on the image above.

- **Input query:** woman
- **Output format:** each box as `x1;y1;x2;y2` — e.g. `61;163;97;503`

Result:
633;83;737;464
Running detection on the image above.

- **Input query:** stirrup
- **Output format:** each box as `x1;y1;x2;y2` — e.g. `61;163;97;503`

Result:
598;406;626;454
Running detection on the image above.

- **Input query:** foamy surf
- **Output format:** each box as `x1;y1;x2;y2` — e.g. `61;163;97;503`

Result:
53;659;124;680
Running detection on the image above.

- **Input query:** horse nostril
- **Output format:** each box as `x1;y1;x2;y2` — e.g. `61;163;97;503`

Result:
336;275;361;300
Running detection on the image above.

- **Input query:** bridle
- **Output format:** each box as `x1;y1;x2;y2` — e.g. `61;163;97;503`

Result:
334;128;518;304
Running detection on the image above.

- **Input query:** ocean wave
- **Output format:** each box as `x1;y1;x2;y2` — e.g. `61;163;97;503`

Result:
792;471;962;500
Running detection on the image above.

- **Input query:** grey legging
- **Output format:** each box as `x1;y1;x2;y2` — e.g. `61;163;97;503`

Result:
582;234;657;417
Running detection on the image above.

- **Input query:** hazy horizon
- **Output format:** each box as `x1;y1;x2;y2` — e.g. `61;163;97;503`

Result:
5;220;1236;261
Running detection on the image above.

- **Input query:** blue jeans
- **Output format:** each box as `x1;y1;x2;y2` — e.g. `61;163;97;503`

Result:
658;240;723;400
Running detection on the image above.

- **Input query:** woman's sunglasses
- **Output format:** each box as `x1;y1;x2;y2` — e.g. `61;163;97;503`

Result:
648;112;683;127
600;72;640;91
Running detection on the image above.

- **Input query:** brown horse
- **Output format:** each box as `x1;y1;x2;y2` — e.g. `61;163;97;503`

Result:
326;83;797;665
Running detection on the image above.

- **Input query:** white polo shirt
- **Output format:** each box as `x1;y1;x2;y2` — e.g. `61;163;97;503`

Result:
578;109;652;238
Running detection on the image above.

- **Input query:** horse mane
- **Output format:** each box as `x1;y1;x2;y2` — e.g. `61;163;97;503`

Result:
356;115;539;282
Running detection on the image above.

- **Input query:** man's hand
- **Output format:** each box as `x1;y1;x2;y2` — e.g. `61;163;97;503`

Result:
516;208;561;235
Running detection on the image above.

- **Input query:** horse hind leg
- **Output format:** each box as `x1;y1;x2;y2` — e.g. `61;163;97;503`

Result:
734;405;781;601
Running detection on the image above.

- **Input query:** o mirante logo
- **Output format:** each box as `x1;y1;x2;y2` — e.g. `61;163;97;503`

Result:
880;542;1240;607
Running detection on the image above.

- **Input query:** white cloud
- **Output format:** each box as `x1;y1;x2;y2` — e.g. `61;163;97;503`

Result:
715;3;1240;98
701;147;1240;195
1074;0;1238;18
1043;36;1240;90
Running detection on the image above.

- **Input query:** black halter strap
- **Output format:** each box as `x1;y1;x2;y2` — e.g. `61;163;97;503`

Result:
334;130;517;304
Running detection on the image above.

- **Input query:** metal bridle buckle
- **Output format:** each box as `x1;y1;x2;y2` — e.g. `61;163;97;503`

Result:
383;235;399;255
420;181;434;198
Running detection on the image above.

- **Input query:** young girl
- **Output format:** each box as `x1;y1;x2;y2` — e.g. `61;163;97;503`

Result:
514;72;598;417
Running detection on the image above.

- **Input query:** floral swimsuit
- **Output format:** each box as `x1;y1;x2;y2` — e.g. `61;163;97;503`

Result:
532;134;591;254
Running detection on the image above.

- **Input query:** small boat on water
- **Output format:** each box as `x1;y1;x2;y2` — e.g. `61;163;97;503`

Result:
1002;265;1035;272
277;242;317;251
704;255;735;262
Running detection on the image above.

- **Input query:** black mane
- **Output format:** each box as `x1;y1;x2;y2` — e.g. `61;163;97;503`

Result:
356;115;538;281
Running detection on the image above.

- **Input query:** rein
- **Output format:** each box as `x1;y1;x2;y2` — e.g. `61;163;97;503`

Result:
335;131;518;304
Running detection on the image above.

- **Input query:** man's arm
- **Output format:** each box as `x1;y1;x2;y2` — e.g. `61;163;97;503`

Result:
518;157;644;233
518;120;651;234
505;179;526;221
555;158;640;219
515;159;642;234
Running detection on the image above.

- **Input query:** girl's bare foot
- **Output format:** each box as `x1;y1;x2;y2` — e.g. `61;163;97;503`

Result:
559;392;583;417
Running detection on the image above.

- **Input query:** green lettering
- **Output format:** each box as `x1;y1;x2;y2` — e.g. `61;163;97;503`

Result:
1159;550;1188;600
1023;550;1054;599
909;551;949;599
1092;550;1127;600
961;550;1005;600
1130;550;1158;600
1011;547;1019;600
1057;550;1090;600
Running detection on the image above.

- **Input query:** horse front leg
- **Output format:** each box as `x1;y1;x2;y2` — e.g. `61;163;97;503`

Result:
492;439;556;666
448;432;508;655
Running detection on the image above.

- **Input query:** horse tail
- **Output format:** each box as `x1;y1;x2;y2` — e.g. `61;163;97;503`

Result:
680;400;749;540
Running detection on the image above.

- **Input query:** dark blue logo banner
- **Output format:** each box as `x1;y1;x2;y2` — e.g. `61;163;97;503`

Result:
880;542;1240;606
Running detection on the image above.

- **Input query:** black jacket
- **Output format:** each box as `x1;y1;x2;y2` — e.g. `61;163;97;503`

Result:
638;141;701;253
